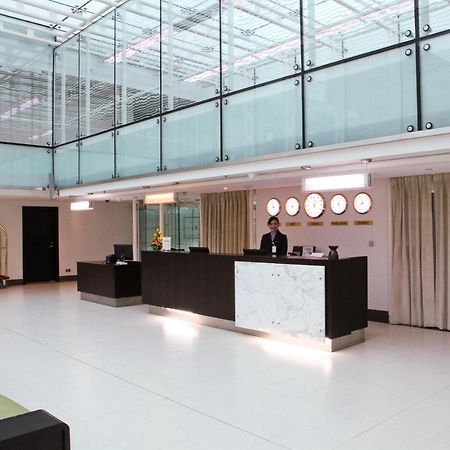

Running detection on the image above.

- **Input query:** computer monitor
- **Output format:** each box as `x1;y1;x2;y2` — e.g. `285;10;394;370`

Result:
114;244;133;260
243;248;267;256
189;246;210;254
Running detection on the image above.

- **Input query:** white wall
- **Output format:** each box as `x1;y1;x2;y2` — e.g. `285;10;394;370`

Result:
0;199;133;280
255;178;390;311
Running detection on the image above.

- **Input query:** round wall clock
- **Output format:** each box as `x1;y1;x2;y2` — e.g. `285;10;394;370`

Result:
266;198;281;216
353;192;372;214
330;194;348;215
285;197;300;216
304;192;325;218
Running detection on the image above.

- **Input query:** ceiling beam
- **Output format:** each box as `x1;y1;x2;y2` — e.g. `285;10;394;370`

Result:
0;24;58;46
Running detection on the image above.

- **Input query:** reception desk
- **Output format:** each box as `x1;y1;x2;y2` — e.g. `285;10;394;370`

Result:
141;252;367;351
77;261;142;307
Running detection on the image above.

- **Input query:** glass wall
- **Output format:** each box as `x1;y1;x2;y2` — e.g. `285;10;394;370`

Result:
48;0;450;189
2;0;449;190
221;1;301;92
138;198;200;254
54;37;79;145
164;202;200;250
115;0;161;125
303;0;414;67
79;12;116;138
0;34;53;147
162;0;220;111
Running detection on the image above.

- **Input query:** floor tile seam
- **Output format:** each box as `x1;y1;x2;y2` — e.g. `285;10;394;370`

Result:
84;398;291;450
310;374;446;404
329;420;416;449
82;430;128;450
329;421;430;449
29;333;297;450
376;384;450;428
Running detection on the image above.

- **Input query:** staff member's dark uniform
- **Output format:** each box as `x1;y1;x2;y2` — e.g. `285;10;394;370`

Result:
260;231;288;256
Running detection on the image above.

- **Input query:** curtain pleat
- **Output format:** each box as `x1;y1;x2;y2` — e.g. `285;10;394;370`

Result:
200;190;250;254
434;173;450;330
390;175;435;326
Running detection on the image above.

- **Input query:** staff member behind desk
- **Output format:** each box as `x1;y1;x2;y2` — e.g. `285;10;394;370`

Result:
260;216;288;256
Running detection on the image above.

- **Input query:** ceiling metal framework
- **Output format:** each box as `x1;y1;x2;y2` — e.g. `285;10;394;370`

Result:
0;0;127;45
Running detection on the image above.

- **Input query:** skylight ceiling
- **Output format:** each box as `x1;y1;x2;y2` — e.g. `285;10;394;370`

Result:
0;0;126;45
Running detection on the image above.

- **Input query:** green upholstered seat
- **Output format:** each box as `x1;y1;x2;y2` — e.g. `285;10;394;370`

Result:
0;395;28;420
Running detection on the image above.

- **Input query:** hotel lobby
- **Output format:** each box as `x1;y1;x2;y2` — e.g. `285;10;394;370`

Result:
1;0;450;449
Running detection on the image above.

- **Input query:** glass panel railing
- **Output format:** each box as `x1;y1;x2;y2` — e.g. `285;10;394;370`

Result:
0;144;50;189
54;142;79;187
304;46;417;147
79;133;114;184
116;119;160;178
420;34;450;129
223;78;302;161
162;101;220;170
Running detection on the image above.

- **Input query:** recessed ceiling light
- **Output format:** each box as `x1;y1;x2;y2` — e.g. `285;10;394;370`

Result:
361;158;372;163
301;165;312;170
224;187;228;190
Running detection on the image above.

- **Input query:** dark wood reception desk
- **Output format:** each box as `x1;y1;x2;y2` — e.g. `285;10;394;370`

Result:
141;252;367;350
77;261;141;307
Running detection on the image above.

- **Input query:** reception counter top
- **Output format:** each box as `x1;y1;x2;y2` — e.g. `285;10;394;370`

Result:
141;251;367;350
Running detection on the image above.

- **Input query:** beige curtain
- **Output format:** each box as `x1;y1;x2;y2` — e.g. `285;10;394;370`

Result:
200;190;250;254
390;175;435;326
434;173;450;330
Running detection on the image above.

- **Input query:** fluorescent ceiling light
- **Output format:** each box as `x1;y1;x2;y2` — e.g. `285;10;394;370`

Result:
105;32;165;64
144;192;176;204
303;173;369;191
70;201;93;211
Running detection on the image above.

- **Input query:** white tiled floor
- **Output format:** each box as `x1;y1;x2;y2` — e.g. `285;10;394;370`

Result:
1;282;450;450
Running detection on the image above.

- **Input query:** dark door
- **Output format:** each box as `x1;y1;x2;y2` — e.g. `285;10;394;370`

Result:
22;206;59;283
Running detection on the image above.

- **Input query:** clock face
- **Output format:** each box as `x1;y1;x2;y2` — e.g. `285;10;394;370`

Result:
330;194;348;215
266;198;281;216
285;197;300;216
304;193;325;218
353;192;372;214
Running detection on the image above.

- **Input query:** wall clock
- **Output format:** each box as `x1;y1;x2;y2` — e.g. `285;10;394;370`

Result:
304;192;325;218
285;197;300;216
266;198;281;216
353;192;372;214
330;194;347;215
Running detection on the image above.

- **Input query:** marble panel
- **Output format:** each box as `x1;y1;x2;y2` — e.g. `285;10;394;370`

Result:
235;262;325;341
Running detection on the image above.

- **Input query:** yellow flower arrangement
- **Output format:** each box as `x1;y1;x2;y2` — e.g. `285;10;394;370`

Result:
151;227;163;250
